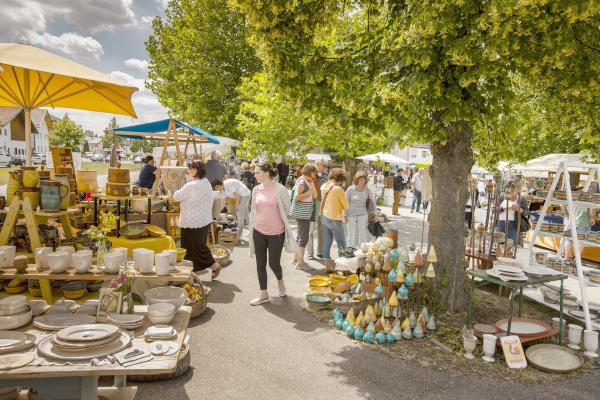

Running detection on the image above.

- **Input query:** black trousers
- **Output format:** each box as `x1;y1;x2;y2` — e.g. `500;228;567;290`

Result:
181;225;215;271
253;229;284;290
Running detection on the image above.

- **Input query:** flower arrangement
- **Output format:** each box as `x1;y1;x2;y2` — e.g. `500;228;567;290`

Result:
83;211;118;250
109;265;135;313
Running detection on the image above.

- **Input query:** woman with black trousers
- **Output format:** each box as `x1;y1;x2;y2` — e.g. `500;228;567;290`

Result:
248;162;297;306
173;160;221;279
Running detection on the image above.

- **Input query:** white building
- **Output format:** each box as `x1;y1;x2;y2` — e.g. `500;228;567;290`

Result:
0;107;53;159
394;144;433;166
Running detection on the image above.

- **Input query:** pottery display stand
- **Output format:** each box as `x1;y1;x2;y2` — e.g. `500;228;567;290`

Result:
526;161;600;332
0;305;192;400
92;194;153;238
466;269;568;344
0;195;74;303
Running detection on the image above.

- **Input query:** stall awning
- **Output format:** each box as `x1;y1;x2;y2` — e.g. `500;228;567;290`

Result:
112;118;220;144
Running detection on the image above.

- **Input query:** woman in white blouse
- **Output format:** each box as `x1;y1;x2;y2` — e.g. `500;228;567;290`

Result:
174;160;221;279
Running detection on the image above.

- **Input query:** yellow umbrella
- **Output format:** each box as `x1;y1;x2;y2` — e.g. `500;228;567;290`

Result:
0;43;138;165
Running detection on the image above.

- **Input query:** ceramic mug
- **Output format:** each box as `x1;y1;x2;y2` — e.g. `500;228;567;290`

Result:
0;245;16;268
155;253;171;276
35;247;53;270
568;324;584;350
482;334;497;362
583;330;599;358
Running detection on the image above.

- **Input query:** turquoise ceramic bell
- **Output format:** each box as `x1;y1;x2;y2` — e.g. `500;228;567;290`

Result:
409;311;417;329
375;283;384;298
405;272;415;287
427;315;437;331
421;306;430;322
342;320;350;331
367;321;376;334
363;331;375;344
354;325;365;341
413;323;424;338
335;318;344;330
402;327;413;340
333;308;343;320
375;331;386;344
388;268;397;282
399;284;409;300
391;322;402;340
386;333;396;343
390;249;399;260
346;324;355;338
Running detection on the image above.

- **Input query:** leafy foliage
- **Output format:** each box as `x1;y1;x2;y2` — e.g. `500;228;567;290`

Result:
146;0;262;139
101;117;124;148
49;114;86;150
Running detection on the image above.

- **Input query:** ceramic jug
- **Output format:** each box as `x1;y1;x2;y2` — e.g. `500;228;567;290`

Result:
40;180;69;212
12;166;40;189
53;174;71;209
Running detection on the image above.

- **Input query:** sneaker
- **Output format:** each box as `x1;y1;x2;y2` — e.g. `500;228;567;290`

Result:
316;254;323;259
307;255;315;260
250;296;270;306
278;281;287;298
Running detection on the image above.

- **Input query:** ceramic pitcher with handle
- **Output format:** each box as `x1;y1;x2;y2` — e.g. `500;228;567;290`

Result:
40;180;69;212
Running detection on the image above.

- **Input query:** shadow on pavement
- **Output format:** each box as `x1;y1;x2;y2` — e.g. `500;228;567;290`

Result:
261;296;322;333
205;281;242;304
134;366;194;399
188;307;215;328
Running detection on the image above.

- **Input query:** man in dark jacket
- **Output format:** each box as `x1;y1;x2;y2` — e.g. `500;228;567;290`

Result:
392;168;405;215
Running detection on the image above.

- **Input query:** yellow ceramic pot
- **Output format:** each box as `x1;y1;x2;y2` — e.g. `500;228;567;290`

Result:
19;166;40;189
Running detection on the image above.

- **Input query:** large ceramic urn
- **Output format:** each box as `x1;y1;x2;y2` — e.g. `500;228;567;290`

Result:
40;180;69;212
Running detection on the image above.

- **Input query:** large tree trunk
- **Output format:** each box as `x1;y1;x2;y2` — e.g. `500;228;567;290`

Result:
428;121;474;313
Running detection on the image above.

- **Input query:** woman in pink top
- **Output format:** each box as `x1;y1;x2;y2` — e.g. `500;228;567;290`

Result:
248;162;296;306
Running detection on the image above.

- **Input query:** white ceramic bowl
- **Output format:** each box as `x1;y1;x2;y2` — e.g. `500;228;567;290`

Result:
154;253;171;276
0;245;16;268
72;250;93;273
145;286;186;310
0;308;32;330
134;249;154;273
46;251;70;273
110;247;129;265
148;302;176;317
0;295;28;310
104;253;122;274
55;246;75;266
148;312;175;325
35;247;53;270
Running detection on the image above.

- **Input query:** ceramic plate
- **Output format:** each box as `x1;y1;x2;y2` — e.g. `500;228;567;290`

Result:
495;318;550;336
38;331;131;361
473;324;496;335
526;344;583;373
56;323;120;342
524;265;560;276
33;314;96;331
0;331;36;354
0;295;28;310
51;330;121;350
0;305;28;316
0;352;35;370
494;264;522;274
107;314;143;324
568;309;597;319
486;270;529;282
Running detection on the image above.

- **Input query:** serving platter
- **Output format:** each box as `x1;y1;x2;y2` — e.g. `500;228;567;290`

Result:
495;318;551;336
526;344;584;373
33;314;96;330
524;265;560;277
486;270;529;282
38;331;131;361
56;323;120;342
0;331;36;354
51;331;121;351
0;352;35;370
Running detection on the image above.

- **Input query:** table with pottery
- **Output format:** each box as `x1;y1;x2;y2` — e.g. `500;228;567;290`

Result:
0;290;192;400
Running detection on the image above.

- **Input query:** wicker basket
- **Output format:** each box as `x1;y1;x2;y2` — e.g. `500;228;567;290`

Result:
127;345;190;382
189;274;209;319
210;244;231;267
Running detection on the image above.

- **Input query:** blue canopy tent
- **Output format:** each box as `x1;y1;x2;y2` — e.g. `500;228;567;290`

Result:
112;118;220;144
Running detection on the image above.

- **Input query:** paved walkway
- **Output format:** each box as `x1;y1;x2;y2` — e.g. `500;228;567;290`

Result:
134;205;599;400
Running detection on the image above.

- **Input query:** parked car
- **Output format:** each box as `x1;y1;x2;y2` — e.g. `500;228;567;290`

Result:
91;154;104;162
31;153;46;165
0;151;10;167
133;155;144;164
10;156;24;166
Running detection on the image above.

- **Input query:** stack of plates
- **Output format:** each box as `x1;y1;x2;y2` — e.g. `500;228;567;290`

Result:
0;296;32;330
107;313;144;330
145;325;177;341
0;331;36;354
33;314;96;330
487;264;528;281
524;264;560;277
38;324;131;361
78;299;100;315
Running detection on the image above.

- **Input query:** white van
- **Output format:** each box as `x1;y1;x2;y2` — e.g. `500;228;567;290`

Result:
0;150;11;167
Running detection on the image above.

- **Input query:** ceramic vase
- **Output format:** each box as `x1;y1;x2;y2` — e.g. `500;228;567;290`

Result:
409;311;416;329
375;331;386;344
402;327;413;340
583;330;598;358
354;326;364;341
463;336;477;360
405;272;415;287
426;315;437;331
568;324;583;350
413;323;424;338
363;331;375;344
345;324;355;338
482;334;497;362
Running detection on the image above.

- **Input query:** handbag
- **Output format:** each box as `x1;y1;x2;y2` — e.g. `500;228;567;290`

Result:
368;219;385;237
290;178;313;220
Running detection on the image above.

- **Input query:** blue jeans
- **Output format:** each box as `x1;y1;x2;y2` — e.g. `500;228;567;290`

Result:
321;215;346;260
497;220;517;243
411;190;422;212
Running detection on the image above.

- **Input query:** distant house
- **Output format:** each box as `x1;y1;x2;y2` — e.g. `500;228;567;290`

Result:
87;137;103;153
0;107;53;158
394;144;433;166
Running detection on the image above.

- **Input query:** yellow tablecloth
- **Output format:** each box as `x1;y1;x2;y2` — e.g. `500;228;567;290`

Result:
72;229;176;256
526;232;600;262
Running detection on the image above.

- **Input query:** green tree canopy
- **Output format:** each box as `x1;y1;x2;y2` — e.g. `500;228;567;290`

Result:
101;117;124;148
146;0;262;139
49;114;85;150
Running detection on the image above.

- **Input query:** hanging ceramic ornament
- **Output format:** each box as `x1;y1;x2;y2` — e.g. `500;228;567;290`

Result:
388;268;397;282
390;249;399;260
402;327;413;340
354;311;364;328
389;291;399;307
427;315;437;331
409;311;417;329
346;308;356;324
375;283;385;298
382;254;391;272
363;330;375;344
399;284;409;300
375;331;387;344
426;246;438;263
374;301;381;317
417;313;427;331
335;318;344;330
413;250;424;268
395;268;405;284
386;332;396;343
385;303;393;318
383;319;392;334
405;272;415;287
367;321;376;334
375;317;384;332
346;324;355;338
332;308;342;320
401;317;410;331
391;322;402;340
398;258;406;272
413;323;424;338
426;263;436;279
415;268;424;284
392;306;399;318
342;320;350;331
354;325;365;341
421;306;430;322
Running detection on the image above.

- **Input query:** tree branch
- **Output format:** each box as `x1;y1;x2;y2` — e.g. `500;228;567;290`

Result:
572;25;600;53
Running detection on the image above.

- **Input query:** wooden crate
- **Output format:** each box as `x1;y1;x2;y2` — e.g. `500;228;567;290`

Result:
218;230;238;246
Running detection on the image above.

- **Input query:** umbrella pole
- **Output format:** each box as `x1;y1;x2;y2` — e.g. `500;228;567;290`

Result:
25;108;32;166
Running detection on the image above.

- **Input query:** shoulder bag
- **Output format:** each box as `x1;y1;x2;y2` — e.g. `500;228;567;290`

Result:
290;178;313;220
